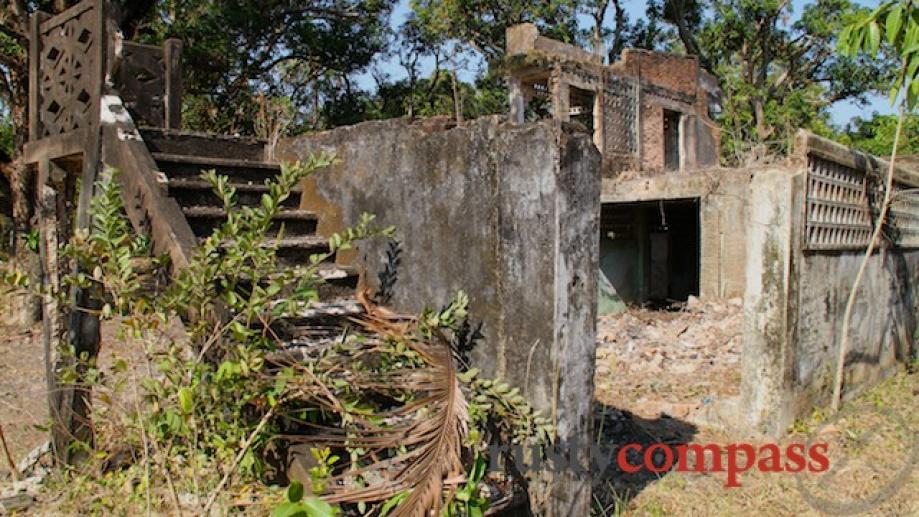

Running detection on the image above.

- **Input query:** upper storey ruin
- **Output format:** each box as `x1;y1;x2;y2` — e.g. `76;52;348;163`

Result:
504;23;722;175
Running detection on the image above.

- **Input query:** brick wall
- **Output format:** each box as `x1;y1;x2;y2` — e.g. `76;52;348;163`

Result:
617;50;699;96
641;102;664;171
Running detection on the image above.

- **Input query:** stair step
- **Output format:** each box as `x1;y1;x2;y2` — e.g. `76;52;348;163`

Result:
206;234;328;248
314;265;360;299
237;264;357;282
277;299;365;335
205;234;334;265
235;264;359;300
141;128;267;161
182;206;316;218
315;264;358;281
276;299;364;321
168;178;302;208
230;263;360;301
274;236;334;266
182;206;318;237
259;299;365;343
273;235;329;249
152;152;281;183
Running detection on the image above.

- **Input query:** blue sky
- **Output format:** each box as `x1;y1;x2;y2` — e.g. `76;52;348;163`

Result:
358;0;893;127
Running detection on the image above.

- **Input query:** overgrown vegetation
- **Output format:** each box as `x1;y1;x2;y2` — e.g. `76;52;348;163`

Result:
597;367;919;516
0;158;551;515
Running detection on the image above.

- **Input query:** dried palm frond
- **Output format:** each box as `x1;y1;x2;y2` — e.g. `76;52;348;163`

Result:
278;295;470;515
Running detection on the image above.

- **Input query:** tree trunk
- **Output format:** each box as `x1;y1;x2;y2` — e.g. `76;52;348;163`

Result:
450;69;463;124
592;0;609;59
609;0;626;61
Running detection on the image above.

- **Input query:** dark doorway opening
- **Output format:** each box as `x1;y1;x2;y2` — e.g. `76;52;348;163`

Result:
660;201;700;301
663;109;681;170
598;198;700;313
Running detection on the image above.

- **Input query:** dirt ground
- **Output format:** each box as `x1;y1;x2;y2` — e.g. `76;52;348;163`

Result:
0;310;159;472
1;294;916;516
0;321;47;466
592;367;919;516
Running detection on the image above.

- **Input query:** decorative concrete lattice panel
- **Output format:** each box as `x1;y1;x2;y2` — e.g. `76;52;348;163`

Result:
888;185;919;247
805;155;879;250
803;154;919;249
603;75;637;156
118;42;167;127
38;2;99;137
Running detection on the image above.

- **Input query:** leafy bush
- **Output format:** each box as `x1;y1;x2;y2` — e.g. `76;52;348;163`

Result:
4;157;551;515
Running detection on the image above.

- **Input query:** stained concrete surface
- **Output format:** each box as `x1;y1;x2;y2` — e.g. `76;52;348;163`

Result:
277;116;601;515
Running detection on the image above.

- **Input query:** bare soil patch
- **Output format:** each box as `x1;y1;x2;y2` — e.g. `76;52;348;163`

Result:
0;321;46;466
0;313;162;473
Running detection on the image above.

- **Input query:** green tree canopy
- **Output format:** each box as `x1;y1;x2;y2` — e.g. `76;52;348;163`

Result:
839;112;919;156
1;0;908;161
685;0;897;163
141;0;393;134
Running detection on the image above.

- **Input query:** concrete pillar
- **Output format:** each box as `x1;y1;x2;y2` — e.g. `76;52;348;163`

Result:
551;69;570;122
740;168;804;437
636;207;649;300
508;77;526;123
680;114;696;171
699;200;720;298
163;38;183;130
593;90;604;151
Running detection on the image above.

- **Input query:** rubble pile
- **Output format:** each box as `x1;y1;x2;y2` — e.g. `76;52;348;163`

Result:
594;296;743;420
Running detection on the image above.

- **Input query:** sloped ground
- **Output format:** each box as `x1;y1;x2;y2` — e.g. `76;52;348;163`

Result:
0;306;168;512
0;316;157;466
3;292;915;515
594;297;743;421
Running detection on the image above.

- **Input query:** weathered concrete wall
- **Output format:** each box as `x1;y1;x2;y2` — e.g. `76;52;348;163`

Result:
741;162;919;436
794;250;918;414
694;116;720;168
277;116;600;515
598;222;642;313
506;23;601;65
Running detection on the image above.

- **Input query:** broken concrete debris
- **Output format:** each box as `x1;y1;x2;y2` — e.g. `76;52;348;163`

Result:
595;297;743;421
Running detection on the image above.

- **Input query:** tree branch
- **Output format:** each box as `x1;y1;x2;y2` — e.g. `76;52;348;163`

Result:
609;0;626;61
116;0;157;40
667;0;710;69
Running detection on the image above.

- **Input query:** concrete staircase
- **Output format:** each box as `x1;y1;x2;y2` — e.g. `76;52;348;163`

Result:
138;128;363;341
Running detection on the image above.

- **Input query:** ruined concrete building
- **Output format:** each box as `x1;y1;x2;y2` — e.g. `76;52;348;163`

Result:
19;4;919;514
505;23;721;175
499;26;919;444
502;23;742;311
